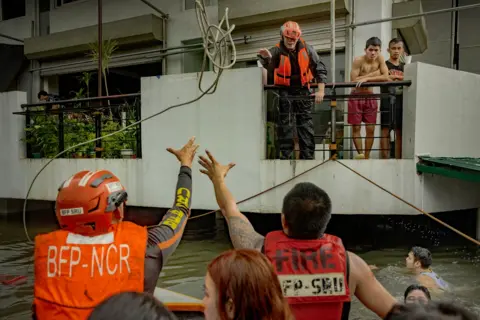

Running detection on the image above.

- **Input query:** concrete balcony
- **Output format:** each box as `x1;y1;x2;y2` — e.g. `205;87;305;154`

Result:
24;14;164;60
2;64;480;215
218;0;349;29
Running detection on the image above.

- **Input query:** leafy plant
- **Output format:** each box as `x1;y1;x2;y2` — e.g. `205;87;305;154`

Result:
87;39;118;100
23;117;59;158
77;71;93;98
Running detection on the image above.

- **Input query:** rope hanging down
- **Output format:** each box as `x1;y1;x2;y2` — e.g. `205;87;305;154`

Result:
22;0;237;243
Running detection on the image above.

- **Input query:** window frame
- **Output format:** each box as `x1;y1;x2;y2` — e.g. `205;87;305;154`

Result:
54;0;85;9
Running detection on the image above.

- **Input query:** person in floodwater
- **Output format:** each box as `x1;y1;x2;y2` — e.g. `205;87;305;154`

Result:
384;301;478;320
88;291;177;320
32;137;199;320
406;246;449;291
198;150;396;320
404;284;431;305
203;249;293;320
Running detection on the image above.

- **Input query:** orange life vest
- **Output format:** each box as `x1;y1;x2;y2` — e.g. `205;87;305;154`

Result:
264;231;351;320
274;39;314;87
33;221;147;320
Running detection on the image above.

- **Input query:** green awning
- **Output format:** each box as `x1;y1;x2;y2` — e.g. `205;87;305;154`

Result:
416;156;480;183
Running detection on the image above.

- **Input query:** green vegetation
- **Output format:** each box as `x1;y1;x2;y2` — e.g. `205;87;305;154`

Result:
23;39;139;159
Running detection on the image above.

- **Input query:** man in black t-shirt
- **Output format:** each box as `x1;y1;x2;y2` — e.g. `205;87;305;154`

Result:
380;38;406;159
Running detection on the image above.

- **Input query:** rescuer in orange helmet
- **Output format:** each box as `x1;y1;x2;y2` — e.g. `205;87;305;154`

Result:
32;137;199;320
258;21;328;160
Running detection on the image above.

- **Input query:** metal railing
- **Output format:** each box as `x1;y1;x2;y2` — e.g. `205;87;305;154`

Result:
13;93;142;159
264;81;412;160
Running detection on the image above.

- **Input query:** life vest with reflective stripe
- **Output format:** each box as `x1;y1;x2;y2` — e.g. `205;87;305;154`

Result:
274;39;314;87
33;221;147;320
264;230;350;320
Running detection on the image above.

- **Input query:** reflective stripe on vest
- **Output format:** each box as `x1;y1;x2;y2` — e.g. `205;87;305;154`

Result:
33;221;147;320
264;230;350;320
274;40;314;87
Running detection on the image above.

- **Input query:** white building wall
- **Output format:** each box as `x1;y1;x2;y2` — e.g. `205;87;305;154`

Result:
2;65;480;215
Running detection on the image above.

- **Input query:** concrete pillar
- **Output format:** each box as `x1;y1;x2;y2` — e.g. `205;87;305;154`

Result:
347;0;393;159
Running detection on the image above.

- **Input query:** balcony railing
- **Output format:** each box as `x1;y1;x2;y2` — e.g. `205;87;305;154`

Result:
13;94;142;159
264;81;412;160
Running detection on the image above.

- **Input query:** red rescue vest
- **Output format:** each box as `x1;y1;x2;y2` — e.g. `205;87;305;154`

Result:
264;231;350;320
33;221;147;320
274;39;314;87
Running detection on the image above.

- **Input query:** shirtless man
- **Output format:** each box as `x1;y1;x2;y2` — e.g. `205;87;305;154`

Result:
198;150;397;319
349;37;389;159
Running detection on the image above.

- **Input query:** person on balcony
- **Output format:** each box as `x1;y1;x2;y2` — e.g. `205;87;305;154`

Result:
37;90;61;111
380;38;406;159
349;37;390;159
32;137;199;320
198;150;397;320
258;21;327;160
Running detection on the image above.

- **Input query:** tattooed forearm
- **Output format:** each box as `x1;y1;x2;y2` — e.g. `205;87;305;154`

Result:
226;216;265;250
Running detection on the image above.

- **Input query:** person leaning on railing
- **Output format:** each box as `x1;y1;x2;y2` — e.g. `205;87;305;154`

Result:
37;90;61;111
258;21;327;160
32;137;199;320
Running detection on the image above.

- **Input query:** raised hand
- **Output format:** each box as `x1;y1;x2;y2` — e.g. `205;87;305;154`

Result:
198;150;235;182
167;136;199;168
258;48;272;59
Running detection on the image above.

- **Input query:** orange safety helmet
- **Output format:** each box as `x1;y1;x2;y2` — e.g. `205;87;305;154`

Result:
55;170;128;236
280;21;302;40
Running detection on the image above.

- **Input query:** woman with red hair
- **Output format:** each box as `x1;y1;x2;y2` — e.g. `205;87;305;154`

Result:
203;249;293;320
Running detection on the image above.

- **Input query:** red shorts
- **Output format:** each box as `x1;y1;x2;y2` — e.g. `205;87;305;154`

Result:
347;90;378;125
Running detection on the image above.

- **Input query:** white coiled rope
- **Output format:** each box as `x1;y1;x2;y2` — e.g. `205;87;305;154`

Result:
22;0;236;243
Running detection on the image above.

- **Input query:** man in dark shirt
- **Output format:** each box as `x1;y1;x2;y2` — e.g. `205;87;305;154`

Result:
380;38;406;159
258;21;328;160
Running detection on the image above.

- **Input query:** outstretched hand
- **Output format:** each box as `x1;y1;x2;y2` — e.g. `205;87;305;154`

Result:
198;150;235;182
167;136;199;168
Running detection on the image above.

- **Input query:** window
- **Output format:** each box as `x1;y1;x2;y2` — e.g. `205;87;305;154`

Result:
184;0;217;10
1;0;26;21
40;0;51;12
56;0;81;7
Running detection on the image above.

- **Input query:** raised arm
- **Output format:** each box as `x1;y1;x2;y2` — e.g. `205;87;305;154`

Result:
258;46;281;86
349;251;397;318
199;150;264;251
143;137;199;293
146;137;199;260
